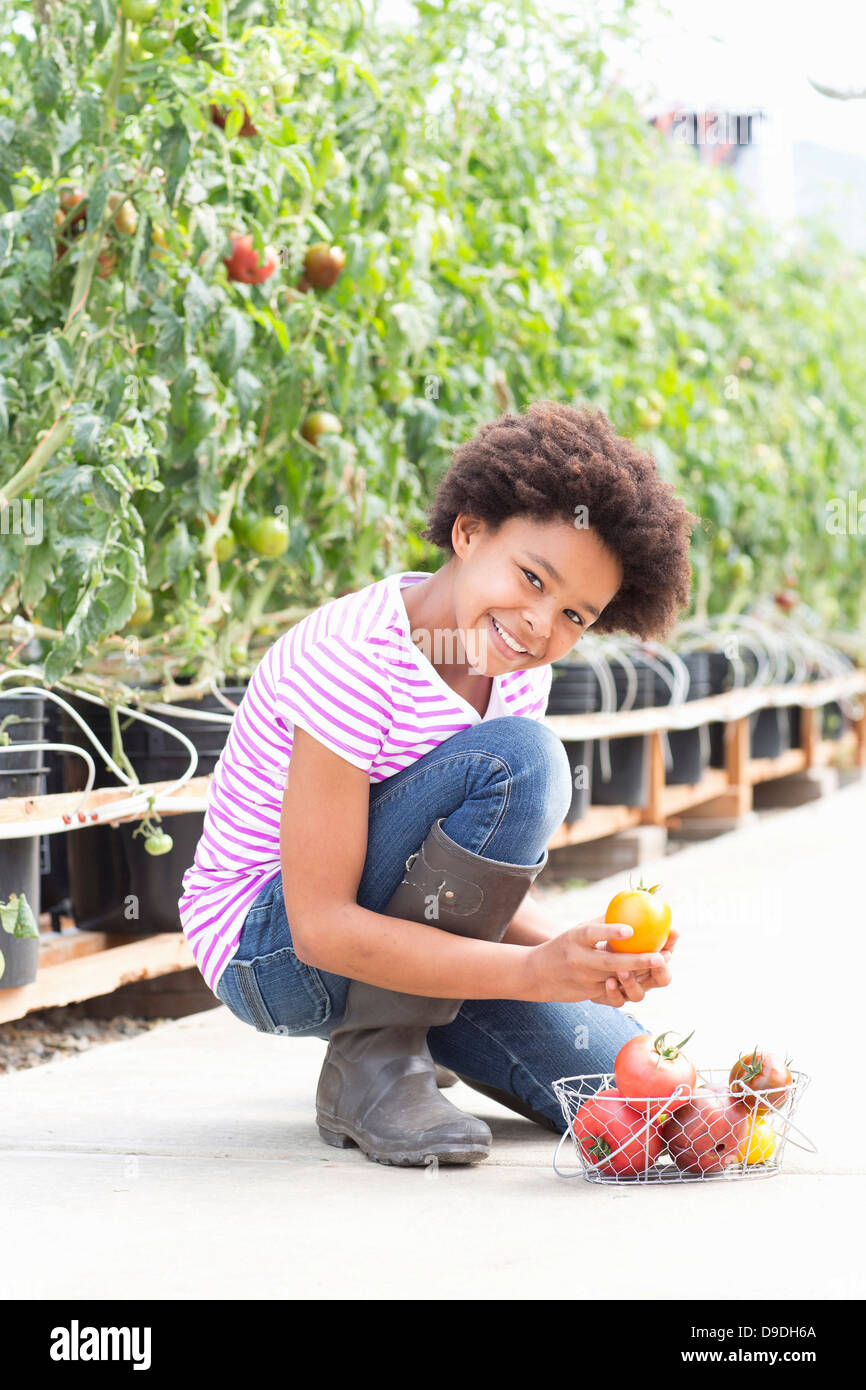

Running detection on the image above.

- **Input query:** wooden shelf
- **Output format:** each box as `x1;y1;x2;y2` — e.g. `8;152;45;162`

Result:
0;930;194;1024
1;669;863;1026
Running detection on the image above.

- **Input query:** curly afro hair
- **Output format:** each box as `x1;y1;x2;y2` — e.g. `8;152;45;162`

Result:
419;399;698;640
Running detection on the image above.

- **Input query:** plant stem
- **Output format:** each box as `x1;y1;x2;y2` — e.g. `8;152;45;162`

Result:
0;407;75;507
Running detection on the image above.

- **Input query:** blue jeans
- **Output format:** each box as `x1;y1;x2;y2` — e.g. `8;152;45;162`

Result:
214;716;649;1132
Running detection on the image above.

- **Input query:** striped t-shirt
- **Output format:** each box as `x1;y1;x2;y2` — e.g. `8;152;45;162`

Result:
178;569;554;995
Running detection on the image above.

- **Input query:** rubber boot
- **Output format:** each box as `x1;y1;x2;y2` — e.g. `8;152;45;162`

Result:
435;1066;459;1088
451;1076;562;1132
315;816;547;1166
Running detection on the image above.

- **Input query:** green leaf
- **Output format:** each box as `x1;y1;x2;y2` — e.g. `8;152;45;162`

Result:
148;520;195;588
224;107;244;141
13;893;39;939
233;368;262;425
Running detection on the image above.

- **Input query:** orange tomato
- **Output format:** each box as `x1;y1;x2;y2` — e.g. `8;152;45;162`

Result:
605;883;671;955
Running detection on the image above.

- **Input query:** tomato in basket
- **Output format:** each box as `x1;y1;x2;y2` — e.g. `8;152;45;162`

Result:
572;1093;665;1177
614;1030;696;1117
661;1092;751;1174
738;1117;777;1165
729;1048;792;1115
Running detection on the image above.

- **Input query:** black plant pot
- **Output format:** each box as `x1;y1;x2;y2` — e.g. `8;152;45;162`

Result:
654;653;712;786
821;701;846;740
547;664;597;822
590;662;655;808
707;649;766;769
39;695;72;921
0;692;48;928
59;684;247;934
0;930;39;988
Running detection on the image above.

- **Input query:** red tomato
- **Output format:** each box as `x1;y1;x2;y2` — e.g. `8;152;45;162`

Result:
728;1048;793;1115
224;232;277;284
572;1093;664;1177
614;1030;696;1116
661;1093;751;1174
303;241;345;289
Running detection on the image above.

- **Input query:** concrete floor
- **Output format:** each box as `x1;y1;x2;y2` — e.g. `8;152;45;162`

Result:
2;779;864;1300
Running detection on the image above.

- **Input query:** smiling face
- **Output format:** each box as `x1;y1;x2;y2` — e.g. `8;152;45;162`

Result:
450;513;623;673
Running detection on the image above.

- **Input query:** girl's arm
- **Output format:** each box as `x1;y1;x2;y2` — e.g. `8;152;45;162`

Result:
501;890;555;946
281;730;667;1004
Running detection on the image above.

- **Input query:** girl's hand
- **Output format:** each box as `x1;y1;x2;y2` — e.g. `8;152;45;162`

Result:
602;925;678;1007
523;916;667;1004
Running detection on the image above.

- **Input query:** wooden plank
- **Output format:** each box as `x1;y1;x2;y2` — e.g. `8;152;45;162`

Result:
654;768;730;817
36;930;147;970
643;730;665;825
748;749;807;784
674;788;752;821
0;933;195;1023
728;715;750;789
547;805;643;849
800;705;817;768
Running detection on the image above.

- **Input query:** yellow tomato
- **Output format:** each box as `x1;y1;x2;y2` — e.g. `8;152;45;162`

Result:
605;883;672;954
738;1118;777;1165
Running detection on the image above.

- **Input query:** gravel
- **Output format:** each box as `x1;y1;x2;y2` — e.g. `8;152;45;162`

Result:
0;1007;171;1075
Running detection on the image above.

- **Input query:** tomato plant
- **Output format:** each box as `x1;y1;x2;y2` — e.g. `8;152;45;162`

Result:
614;1030;696;1115
605;881;671;955
1;0;864;718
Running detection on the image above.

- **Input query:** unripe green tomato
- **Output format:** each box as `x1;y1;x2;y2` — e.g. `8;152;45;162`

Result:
128;586;153;627
637;407;662;429
119;0;159;22
215;533;236;561
272;70;296;101
230;514;254;546
380;369;413;403
139;26;172;54
401;167;421;192
144;831;174;856
730;555;754;584
248;517;290;557
713;527;733;555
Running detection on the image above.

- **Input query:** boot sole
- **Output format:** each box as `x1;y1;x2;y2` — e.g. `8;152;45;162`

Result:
317;1123;490;1166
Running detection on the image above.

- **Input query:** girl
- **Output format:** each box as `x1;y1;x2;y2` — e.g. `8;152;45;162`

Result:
179;399;697;1167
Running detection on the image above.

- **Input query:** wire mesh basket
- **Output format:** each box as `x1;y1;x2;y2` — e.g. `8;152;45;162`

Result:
552;1069;816;1183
